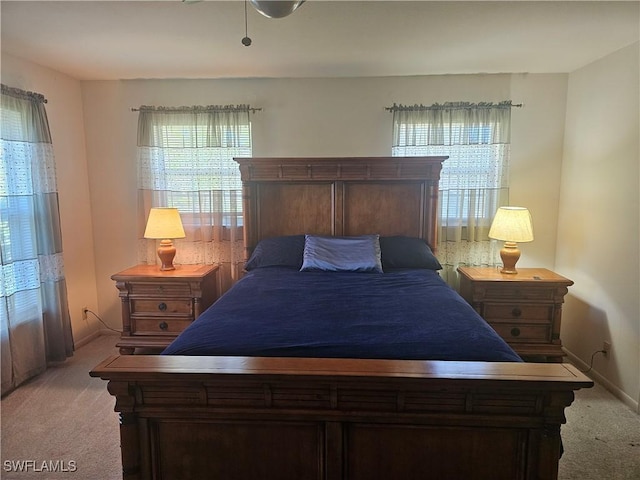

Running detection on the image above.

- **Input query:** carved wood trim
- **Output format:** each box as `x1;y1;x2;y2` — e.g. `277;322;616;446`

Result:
236;157;445;182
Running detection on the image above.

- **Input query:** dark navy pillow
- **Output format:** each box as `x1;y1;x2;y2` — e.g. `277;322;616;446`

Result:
244;235;305;270
379;236;442;270
300;234;383;273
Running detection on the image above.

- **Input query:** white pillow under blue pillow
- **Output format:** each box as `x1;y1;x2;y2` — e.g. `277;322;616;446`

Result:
300;234;383;273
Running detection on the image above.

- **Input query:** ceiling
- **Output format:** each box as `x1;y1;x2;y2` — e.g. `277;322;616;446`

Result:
1;1;638;81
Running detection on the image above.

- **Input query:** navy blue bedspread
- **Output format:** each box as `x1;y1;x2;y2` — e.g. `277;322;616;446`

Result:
163;267;521;362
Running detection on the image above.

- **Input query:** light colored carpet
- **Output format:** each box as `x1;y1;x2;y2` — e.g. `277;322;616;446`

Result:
1;335;121;480
558;378;640;480
1;335;639;479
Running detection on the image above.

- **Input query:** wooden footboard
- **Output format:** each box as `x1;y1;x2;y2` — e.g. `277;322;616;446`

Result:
91;356;592;480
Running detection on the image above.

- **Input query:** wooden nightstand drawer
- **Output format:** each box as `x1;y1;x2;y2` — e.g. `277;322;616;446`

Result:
483;304;552;323
483;286;556;301
491;323;551;343
130;282;192;297
133;318;192;336
131;298;192;316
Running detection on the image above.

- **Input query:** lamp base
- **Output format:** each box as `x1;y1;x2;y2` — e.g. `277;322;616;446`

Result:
499;241;521;274
157;239;177;271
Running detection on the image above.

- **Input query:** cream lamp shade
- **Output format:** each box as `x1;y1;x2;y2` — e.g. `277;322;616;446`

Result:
144;208;186;271
488;206;534;274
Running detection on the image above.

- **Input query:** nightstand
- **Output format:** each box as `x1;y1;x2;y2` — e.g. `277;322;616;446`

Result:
112;264;220;354
457;266;573;362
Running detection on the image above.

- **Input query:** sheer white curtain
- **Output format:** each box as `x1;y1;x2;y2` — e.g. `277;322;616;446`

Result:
136;105;253;292
392;102;512;284
1;85;74;395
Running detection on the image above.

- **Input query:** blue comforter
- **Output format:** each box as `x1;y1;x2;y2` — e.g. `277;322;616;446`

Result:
163;267;521;362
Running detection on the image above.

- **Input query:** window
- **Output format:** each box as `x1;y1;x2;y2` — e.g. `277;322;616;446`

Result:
138;112;251;222
393;122;507;221
0;104;43;324
391;101;513;282
136;105;254;290
148;122;250;224
1;84;73;394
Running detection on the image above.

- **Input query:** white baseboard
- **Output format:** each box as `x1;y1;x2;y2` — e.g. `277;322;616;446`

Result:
564;348;639;413
74;328;120;349
98;328;120;336
74;329;101;349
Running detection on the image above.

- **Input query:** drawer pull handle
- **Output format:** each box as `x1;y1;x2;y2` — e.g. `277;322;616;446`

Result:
159;321;168;331
511;307;522;317
510;327;521;337
158;302;167;312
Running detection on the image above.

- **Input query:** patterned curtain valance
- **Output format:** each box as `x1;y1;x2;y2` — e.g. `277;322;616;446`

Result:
1;84;51;144
1;84;47;104
136;104;254;149
386;101;521;112
390;101;514;147
133;104;261;114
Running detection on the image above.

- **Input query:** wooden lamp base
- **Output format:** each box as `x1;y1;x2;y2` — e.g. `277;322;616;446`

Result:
499;241;521;274
157;239;177;271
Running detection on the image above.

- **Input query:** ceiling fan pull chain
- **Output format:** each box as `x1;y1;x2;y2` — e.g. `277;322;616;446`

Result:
242;0;252;46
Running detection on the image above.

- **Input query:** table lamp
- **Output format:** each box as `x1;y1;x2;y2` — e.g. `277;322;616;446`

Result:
488;206;534;274
144;207;186;271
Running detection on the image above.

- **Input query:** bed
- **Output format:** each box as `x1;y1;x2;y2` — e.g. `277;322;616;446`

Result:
91;156;592;480
162;264;522;362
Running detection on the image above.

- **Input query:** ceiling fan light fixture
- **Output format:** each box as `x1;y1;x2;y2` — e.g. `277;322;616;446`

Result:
249;0;305;19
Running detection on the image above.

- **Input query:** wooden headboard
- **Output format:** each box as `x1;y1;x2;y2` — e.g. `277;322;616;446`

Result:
235;156;447;261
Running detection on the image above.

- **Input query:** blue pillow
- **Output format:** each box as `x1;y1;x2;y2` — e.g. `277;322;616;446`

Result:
379;236;442;270
300;235;383;273
244;235;305;270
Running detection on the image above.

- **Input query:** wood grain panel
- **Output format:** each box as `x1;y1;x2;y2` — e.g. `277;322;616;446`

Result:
342;182;425;238
256;183;335;238
346;424;525;480
153;420;323;480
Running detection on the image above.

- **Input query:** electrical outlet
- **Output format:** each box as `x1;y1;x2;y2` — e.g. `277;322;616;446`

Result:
602;341;611;357
82;306;88;321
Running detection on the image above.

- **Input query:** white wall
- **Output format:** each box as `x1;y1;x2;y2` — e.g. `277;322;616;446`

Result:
510;74;568;269
557;42;640;411
1;54;101;346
